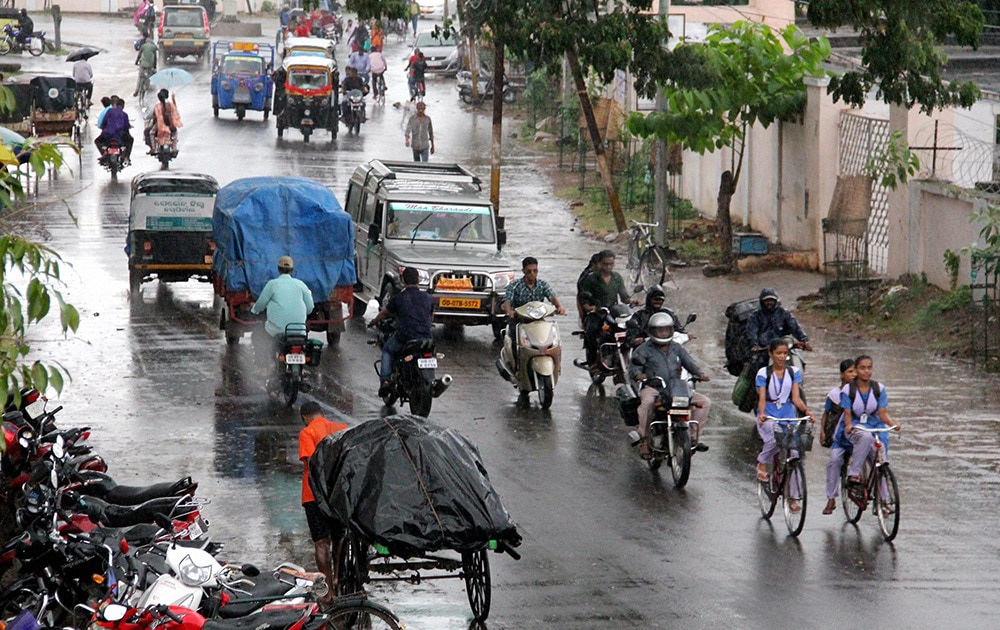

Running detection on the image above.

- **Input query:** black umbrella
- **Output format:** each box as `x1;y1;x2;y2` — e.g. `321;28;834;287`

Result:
66;47;100;62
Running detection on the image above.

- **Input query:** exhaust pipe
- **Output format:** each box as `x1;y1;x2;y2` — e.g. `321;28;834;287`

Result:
432;374;453;398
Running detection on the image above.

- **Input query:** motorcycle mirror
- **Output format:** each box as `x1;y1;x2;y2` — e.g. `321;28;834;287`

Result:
240;563;260;577
51;435;65;460
49;467;58;489
102;603;128;622
496;228;507;250
685;313;697;325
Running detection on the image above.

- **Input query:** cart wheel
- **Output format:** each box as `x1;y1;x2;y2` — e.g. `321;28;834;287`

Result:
462;550;491;622
336;534;368;596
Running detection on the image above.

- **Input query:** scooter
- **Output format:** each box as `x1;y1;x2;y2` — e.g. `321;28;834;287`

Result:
456;69;515;105
497;301;561;409
341;88;366;134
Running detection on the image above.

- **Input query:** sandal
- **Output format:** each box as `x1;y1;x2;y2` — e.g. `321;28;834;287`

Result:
638;437;651;460
756;463;769;483
788;499;802;514
822;499;836;515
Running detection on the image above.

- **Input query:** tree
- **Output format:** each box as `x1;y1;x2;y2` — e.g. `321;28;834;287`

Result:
0;112;79;405
808;0;984;113
627;21;830;268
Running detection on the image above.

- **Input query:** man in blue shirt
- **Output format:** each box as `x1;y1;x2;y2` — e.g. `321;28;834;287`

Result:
95;96;134;163
251;256;314;371
368;267;433;397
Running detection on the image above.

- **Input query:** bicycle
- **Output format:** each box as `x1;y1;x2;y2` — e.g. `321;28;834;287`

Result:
840;423;900;542
757;416;813;536
136;66;153;102
372;72;386;105
626;220;674;292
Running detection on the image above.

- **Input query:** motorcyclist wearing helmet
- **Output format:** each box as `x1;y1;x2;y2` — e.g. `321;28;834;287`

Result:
629;312;711;459
624;285;677;348
250;256;315;373
16;9;33;47
746;287;812;355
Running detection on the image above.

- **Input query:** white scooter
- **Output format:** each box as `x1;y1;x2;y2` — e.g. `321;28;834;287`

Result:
496;301;561;409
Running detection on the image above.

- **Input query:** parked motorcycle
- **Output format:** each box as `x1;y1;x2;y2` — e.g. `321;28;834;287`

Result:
456;69;515;105
267;323;323;407
368;317;451;417
573;303;634;385
497;301;562;409
341;88;366;134
0;24;46;57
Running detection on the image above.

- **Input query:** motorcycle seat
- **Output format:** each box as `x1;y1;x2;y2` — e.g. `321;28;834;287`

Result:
217;572;297;618
203;609;307;630
400;338;434;355
103;477;197;506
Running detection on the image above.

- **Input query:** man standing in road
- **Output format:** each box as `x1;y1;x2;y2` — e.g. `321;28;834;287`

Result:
502;256;566;363
298;401;348;595
368;267;433;398
250;256;314;372
404;101;434;161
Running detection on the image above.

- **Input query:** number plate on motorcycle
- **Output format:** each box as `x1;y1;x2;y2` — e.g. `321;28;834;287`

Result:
187;519;203;539
439;297;480;309
417;357;438;369
25;399;45;419
615;332;627;340
285;353;306;364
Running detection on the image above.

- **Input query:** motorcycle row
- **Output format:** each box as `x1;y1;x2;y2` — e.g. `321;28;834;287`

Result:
0;389;390;629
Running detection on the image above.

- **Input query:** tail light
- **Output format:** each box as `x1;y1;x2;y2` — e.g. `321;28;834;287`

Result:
207;241;216;254
290;346;303;353
158;11;164;37
203;12;210;36
23;390;41;405
143;241;152;256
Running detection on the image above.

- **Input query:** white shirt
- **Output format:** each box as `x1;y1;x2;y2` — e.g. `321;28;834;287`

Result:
73;59;94;84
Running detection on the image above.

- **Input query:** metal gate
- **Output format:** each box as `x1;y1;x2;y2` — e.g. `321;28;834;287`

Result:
837;112;890;275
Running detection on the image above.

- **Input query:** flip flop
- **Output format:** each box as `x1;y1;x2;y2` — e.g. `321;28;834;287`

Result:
788;500;802;514
756;465;769;483
822;500;836;515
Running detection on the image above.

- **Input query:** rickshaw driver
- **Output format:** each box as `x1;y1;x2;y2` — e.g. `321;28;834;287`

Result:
367;266;433;399
250;256;315;374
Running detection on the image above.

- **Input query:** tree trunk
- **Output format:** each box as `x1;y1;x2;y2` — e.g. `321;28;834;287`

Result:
565;47;627;232
490;43;504;213
717;170;735;269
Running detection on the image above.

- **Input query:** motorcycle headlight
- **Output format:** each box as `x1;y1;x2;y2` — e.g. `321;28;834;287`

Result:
672;396;690;408
221;81;231;91
177;552;214;586
303;108;311;116
526;305;546;320
254;82;264;92
492;271;515;291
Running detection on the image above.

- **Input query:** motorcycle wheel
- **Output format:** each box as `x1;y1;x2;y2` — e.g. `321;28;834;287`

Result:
302;128;311;143
460;92;474;104
276;124;284;138
536;373;554;410
28;37;43;56
502;88;516;104
669;427;692;488
283;368;300;406
0;38;10;55
159;151;171;169
382;385;398;408
409;383;432;417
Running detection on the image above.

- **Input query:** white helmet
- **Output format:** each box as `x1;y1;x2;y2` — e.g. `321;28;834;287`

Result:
648;312;675;345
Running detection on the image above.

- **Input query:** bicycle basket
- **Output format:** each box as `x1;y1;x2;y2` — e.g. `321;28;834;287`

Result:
774;423;813;452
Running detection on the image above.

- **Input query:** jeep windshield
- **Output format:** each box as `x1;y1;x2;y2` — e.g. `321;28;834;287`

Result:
386;203;495;243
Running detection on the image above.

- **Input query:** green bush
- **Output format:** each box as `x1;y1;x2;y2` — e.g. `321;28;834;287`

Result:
260;0;276;12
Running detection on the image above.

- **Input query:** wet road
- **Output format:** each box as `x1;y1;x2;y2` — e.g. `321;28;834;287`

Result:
12;15;1000;629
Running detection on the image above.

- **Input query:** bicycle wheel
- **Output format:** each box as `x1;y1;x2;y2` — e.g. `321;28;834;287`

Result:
462;549;491;622
783;460;807;537
336;534;369;596
875;465;900;542
626;233;642;287
637;246;667;292
840;462;864;524
669;426;691;488
757;464;778;519
327;601;402;630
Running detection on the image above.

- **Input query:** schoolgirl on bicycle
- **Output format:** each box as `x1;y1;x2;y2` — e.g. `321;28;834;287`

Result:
755;338;812;507
841;355;902;496
821;358;856;515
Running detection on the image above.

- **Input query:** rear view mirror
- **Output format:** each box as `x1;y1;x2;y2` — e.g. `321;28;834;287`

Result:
367;222;380;243
685;313;697;325
496;229;507;249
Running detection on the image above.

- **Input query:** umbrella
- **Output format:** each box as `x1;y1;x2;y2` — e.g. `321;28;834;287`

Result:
149;68;195;89
0;126;26;147
66;47;100;62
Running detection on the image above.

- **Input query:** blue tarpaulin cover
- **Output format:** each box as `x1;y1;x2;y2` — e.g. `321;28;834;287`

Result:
213;176;356;301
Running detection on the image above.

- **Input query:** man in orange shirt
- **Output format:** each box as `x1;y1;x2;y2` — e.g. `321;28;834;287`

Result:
298;400;348;594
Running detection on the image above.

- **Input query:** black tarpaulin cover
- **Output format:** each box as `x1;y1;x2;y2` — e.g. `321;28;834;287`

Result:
309;414;521;557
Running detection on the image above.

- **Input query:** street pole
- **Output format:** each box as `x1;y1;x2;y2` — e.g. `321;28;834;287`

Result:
653;0;670;244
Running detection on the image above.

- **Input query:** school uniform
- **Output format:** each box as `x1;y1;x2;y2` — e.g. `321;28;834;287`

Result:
825;386;852;500
755;365;801;466
840;381;890;478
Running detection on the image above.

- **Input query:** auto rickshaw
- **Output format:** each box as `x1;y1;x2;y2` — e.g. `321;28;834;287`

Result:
274;56;338;142
210;40;275;120
127;171;220;295
282;36;335;61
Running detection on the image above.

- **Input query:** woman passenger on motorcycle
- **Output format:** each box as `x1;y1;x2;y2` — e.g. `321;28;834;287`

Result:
755;338;812;498
624;285;677;348
629;312;711;459
841;355;901;498
150;89;182;154
822;359;856;515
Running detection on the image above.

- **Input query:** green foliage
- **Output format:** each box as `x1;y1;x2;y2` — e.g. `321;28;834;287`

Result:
522;68;558;114
864;130;920;190
345;0;406;20
260;0;276;12
627;21;830;181
944;249;961;291
808;0;984;113
962;204;1000;278
0;86;76;405
667;189;698;220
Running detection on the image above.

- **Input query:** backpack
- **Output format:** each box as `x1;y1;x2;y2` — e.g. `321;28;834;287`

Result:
724;298;757;377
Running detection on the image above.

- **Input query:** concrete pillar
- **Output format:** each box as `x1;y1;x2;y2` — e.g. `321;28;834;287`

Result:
803;75;834;270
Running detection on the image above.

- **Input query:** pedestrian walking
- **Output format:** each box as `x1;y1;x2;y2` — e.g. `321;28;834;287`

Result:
409;0;420;37
298;401;349;594
404;101;434;161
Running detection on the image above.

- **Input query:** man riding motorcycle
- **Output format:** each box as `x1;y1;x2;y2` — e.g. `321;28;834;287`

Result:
624;285;677;348
250;256;314;374
16;9;33;47
502;256;566;364
94;96;133;164
629;312;712;459
746;287;812;371
368;267;433;398
577;250;636;370
340;66;366;122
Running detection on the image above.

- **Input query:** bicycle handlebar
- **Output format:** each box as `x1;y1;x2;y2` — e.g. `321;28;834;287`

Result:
763;416;813;423
851;425;899;433
630;220;658;228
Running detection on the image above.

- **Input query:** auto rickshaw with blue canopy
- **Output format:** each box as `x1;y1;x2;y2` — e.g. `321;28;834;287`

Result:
210;40;275;120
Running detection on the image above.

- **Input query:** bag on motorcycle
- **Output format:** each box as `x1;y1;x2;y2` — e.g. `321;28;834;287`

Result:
306;338;324;365
724;298;758;377
616;384;640;427
732;362;758;413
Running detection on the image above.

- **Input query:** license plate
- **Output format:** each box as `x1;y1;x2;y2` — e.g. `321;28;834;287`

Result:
25;399;45;419
285;353;306;365
186;518;203;539
615;332;626;340
176;33;192;38
417;357;438;369
440;297;480;309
